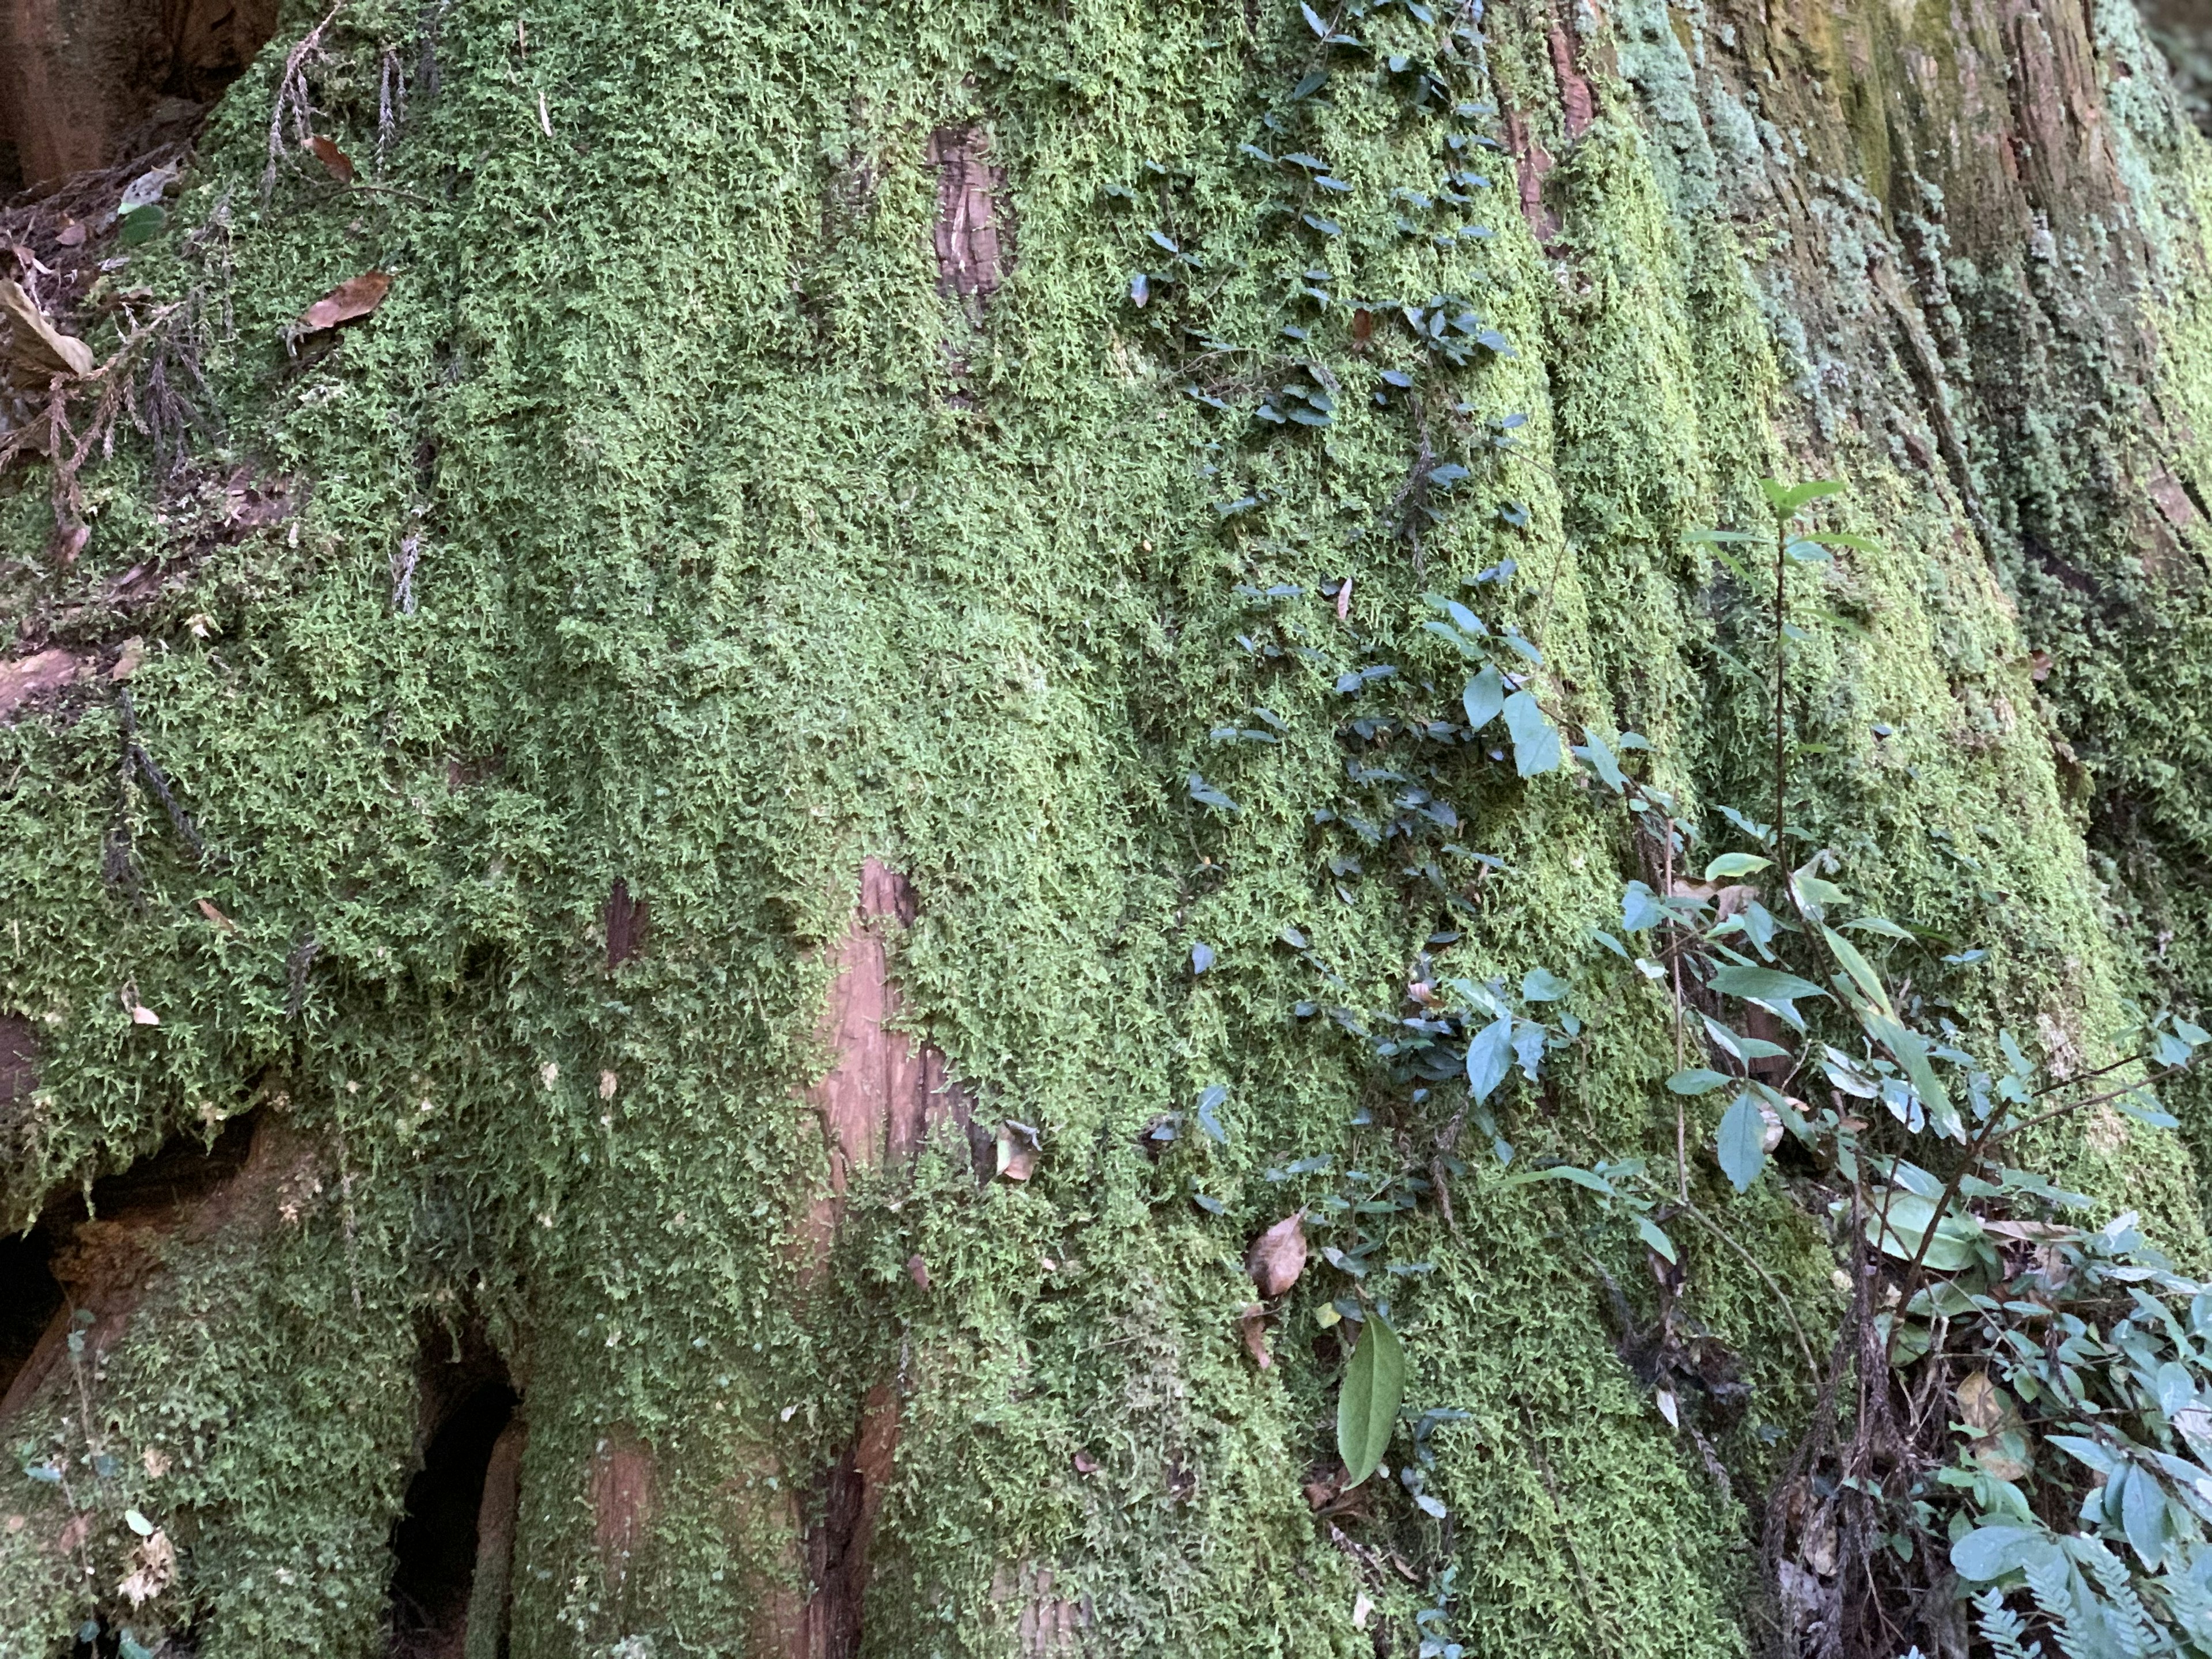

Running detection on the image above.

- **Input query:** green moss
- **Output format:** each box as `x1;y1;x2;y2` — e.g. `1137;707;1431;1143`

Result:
7;0;2212;1654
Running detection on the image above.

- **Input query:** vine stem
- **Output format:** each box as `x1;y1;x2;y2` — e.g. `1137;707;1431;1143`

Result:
1883;1058;2177;1363
1772;514;1787;853
1666;1192;1821;1389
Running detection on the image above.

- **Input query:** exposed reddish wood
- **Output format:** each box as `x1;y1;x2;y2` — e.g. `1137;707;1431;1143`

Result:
589;1430;654;1593
929;126;1011;305
797;858;971;1273
1547;17;1596;139
0;0;278;184
605;878;649;969
774;859;973;1655
789;1382;901;1659
1501;104;1560;245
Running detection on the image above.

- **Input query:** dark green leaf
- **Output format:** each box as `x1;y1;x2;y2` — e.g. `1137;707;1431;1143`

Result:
1520;967;1570;1002
1704;853;1771;880
1466;1013;1512;1103
1950;1525;2056;1582
1715;1093;1767;1191
1707;964;1828;1004
1668;1069;1730;1095
1502;691;1562;777
1337;1316;1407;1487
1461;665;1504;729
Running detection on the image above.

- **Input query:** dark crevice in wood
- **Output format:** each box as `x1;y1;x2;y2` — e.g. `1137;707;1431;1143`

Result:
388;1330;521;1659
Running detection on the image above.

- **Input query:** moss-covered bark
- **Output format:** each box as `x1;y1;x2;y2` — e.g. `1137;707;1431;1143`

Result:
7;0;2212;1652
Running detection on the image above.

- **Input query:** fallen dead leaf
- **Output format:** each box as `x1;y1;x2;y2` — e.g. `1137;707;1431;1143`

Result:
107;637;144;681
1238;1301;1272;1369
995;1123;1038;1181
1245;1210;1306;1298
142;1446;171;1479
56;1512;91;1554
308;135;356;183
195;897;235;932
0;649;86;721
1352;1591;1373;1630
1956;1370;2005;1435
55;222;86;248
2028;649;2054;683
1336;576;1353;622
0;277;93;377
50;522;90;566
117;1529;175;1605
599;1069;618;1100
1802;1504;1839;1578
906;1253;930;1290
130;1004;161;1027
297;271;392;333
1071;1449;1099;1475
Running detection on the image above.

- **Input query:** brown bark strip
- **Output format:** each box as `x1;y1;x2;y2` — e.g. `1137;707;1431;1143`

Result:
589;1430;654;1595
797;857;971;1273
605;878;649;969
463;1420;528;1659
778;857;971;1656
1500;104;1561;245
1547;18;1596;140
929;126;1011;305
0;0;278;183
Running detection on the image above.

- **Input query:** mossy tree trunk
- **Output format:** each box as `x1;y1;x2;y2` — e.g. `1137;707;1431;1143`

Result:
6;0;2212;1653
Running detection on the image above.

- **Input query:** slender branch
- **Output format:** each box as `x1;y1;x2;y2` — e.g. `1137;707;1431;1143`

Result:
1885;1062;2179;1358
1666;1192;1821;1389
1773;515;1788;855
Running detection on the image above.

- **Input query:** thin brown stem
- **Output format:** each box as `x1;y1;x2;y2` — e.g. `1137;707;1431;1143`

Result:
1773;517;1788;856
1667;1192;1821;1389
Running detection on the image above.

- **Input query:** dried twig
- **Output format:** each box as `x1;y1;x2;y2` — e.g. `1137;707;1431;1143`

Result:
264;5;347;203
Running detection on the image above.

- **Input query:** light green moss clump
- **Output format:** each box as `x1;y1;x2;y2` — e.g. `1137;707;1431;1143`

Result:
8;0;2212;1654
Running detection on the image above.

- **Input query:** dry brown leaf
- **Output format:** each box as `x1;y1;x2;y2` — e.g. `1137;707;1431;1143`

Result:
0;278;93;377
1071;1449;1099;1475
130;1005;161;1027
906;1253;930;1290
308;135;356;183
0;649;87;721
55;222;86;248
107;638;144;683
1957;1370;2005;1434
1238;1301;1272;1369
117;1529;175;1606
142;1446;171;1479
297;271;392;332
1245;1210;1306;1298
195;897;235;932
995;1123;1038;1181
56;1512;91;1554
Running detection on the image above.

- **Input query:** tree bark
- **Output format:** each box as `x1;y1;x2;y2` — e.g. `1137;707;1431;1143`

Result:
5;0;2212;1653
